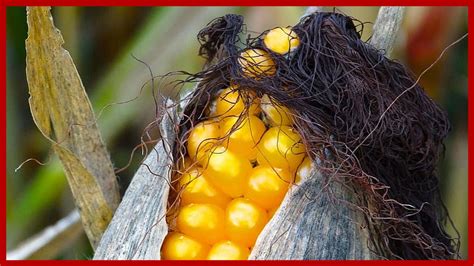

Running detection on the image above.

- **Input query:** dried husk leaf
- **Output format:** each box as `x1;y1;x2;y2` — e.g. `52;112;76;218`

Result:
94;107;176;259
25;6;120;248
250;171;374;259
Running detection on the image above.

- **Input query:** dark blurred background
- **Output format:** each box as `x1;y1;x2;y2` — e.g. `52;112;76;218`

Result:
6;7;468;259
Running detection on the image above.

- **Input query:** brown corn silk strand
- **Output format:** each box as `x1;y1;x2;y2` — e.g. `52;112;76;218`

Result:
169;12;458;259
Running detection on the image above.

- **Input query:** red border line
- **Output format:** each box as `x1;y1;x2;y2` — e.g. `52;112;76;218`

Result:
3;2;471;265
2;260;473;265
1;1;6;264
467;3;473;263
3;0;471;7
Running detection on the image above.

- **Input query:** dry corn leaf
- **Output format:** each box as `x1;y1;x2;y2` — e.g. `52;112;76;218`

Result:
25;6;120;249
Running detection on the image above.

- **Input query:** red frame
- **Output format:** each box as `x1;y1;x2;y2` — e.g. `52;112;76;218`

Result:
2;1;471;265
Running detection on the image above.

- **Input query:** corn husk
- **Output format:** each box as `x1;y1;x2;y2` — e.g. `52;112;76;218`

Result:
93;7;405;260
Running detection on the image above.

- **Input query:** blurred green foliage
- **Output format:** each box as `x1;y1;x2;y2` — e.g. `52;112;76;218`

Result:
6;7;467;259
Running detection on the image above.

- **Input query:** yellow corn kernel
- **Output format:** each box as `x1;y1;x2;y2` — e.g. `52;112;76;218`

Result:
225;198;268;247
161;232;209;260
207;240;250;260
177;203;226;245
220;115;266;160
204;146;252;198
238;49;276;78
214;86;261;117
244;166;292;210
256;126;306;172
261;94;293;126
296;156;313;183
179;167;231;208
187;120;220;164
263;27;300;55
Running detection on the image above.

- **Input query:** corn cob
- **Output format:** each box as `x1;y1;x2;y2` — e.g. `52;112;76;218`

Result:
95;10;455;261
160;27;310;260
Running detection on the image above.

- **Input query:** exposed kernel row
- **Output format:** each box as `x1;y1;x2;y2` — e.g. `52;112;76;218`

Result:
161;27;311;260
